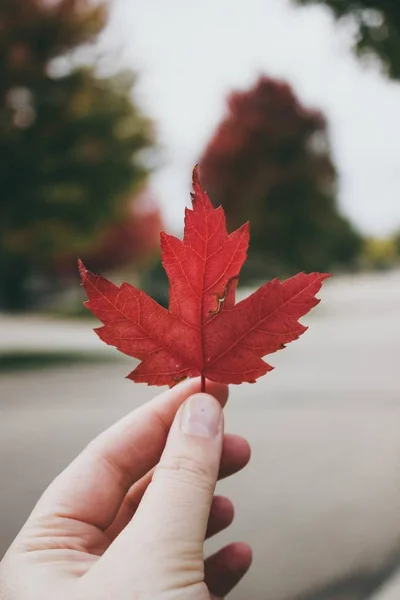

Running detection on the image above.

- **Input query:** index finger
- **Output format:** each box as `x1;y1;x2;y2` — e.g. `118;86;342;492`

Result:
32;379;228;530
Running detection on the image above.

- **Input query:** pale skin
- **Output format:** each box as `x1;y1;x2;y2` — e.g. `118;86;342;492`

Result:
0;379;252;600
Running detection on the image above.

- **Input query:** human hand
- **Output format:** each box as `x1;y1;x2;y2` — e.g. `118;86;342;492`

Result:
0;379;252;600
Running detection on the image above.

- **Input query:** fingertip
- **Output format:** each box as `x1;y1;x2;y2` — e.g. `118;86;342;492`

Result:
178;393;223;439
206;495;235;539
210;495;234;523
227;542;253;572
235;436;251;466
204;380;229;408
219;434;251;479
205;541;253;597
161;378;229;409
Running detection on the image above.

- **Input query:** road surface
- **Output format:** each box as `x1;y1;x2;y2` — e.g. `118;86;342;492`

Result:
1;271;400;600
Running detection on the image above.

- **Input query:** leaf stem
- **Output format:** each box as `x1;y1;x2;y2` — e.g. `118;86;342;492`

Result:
201;374;206;393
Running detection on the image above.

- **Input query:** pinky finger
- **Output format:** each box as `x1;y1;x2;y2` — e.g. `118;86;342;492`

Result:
205;542;252;599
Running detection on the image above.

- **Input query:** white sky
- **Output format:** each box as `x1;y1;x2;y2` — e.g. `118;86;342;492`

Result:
99;0;400;236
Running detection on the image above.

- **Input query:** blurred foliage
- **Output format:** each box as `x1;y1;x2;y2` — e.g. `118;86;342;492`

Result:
141;259;169;309
395;231;400;258
58;189;163;275
0;0;156;311
362;236;398;270
294;0;400;79
199;77;362;280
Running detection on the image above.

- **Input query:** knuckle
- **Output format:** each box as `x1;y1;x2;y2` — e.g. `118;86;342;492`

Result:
155;455;214;494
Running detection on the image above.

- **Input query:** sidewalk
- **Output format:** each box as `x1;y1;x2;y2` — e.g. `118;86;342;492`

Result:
0;314;110;354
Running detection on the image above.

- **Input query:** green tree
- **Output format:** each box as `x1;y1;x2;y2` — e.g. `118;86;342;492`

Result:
294;0;400;79
0;0;155;310
199;77;362;279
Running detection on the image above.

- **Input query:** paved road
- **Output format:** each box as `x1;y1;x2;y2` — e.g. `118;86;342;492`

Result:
1;271;400;600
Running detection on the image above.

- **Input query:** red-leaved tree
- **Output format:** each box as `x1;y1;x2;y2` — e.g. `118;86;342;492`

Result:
83;192;163;273
199;76;361;278
58;189;163;276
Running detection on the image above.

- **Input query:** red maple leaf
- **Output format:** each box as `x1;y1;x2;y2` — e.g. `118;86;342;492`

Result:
79;166;329;390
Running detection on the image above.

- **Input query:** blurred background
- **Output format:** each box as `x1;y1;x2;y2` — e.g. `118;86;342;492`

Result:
1;0;400;598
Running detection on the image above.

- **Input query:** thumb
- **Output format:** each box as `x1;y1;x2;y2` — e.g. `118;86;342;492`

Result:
90;394;224;597
137;393;224;550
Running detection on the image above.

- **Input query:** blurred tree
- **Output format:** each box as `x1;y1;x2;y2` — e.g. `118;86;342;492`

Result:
199;77;362;279
0;0;155;310
363;236;397;270
393;231;400;259
294;0;400;79
58;189;163;274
